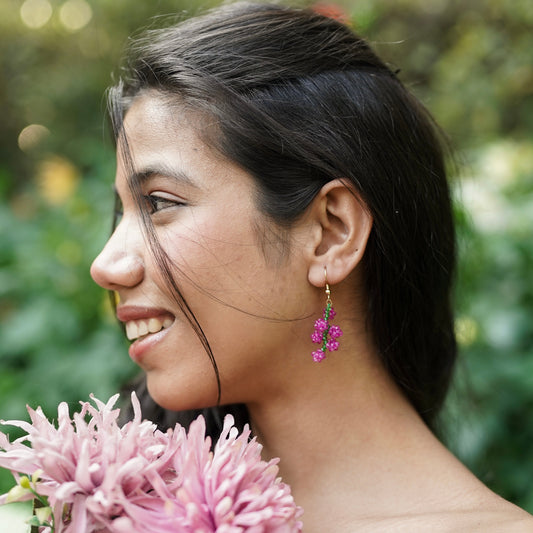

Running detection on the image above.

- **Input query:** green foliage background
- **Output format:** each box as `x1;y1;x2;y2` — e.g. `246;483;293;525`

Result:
1;0;532;511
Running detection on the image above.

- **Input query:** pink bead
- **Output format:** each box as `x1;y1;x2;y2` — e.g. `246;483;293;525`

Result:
322;307;332;319
329;325;343;339
314;318;328;332
312;349;326;362
311;331;322;343
311;303;341;361
326;339;340;352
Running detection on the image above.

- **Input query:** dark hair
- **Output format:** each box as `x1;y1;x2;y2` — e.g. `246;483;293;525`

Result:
111;2;457;435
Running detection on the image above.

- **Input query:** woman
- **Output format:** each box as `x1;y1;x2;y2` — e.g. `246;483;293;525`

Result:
90;3;533;531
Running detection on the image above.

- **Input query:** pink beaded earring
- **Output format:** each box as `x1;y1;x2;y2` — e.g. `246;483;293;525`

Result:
311;267;343;362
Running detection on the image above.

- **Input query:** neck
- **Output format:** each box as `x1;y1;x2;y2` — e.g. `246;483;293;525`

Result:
247;349;420;484
244;344;471;528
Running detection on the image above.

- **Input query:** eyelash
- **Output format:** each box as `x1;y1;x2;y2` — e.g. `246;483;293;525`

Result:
143;194;183;214
111;193;182;228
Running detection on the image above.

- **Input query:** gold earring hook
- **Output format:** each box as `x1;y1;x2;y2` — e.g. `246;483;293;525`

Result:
324;266;332;305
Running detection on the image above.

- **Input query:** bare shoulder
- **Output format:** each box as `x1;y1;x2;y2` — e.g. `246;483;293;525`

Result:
424;502;533;533
426;495;533;533
351;501;533;533
474;505;533;533
460;488;533;532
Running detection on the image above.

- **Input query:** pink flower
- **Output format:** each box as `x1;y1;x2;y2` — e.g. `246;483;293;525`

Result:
0;394;183;532
0;394;303;533
167;416;302;532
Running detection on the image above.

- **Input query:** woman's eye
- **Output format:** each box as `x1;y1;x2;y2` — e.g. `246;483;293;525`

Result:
143;194;182;214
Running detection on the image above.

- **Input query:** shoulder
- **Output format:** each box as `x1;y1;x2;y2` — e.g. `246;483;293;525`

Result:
353;507;533;533
459;488;533;532
425;493;533;533
420;502;533;533
349;495;533;533
475;507;533;533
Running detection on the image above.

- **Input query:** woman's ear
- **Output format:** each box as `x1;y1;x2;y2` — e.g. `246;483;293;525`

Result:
306;179;373;287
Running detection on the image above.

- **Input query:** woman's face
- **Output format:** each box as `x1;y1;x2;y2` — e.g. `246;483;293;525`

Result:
90;93;314;411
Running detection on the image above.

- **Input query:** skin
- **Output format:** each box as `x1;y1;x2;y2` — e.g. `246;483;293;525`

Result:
91;92;533;532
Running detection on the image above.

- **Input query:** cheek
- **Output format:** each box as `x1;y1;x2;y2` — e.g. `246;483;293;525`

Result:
148;215;309;405
142;323;221;411
157;215;264;295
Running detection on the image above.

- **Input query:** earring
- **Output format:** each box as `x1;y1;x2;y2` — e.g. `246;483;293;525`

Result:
311;267;343;362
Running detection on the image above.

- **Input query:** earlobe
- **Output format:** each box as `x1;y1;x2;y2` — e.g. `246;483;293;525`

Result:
307;179;372;287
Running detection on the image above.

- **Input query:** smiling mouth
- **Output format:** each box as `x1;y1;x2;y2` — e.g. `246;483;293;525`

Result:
125;316;174;341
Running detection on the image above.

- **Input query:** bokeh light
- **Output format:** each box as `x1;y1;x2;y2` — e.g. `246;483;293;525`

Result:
59;0;93;32
455;316;479;347
17;124;50;152
36;156;80;206
20;0;53;29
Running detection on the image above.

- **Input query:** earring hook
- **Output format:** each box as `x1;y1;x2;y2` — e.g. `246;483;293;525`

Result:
324;266;331;305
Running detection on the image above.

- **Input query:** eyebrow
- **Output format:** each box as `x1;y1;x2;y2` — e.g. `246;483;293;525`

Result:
128;163;198;188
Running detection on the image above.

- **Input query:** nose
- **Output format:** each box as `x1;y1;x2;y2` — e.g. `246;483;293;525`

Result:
90;219;145;291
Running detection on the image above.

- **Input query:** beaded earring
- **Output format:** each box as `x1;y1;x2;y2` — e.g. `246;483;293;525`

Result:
311;267;343;362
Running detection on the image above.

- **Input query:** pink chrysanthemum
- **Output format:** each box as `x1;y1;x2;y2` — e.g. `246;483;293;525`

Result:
0;394;303;533
157;416;302;532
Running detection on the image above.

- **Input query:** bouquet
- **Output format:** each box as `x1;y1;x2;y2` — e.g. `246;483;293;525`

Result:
0;394;303;532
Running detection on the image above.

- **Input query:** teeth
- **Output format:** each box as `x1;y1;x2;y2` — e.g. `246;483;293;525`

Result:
138;321;149;337
126;321;139;341
148;318;162;333
125;317;173;341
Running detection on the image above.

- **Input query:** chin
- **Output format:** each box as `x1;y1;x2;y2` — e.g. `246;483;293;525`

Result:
145;373;219;413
